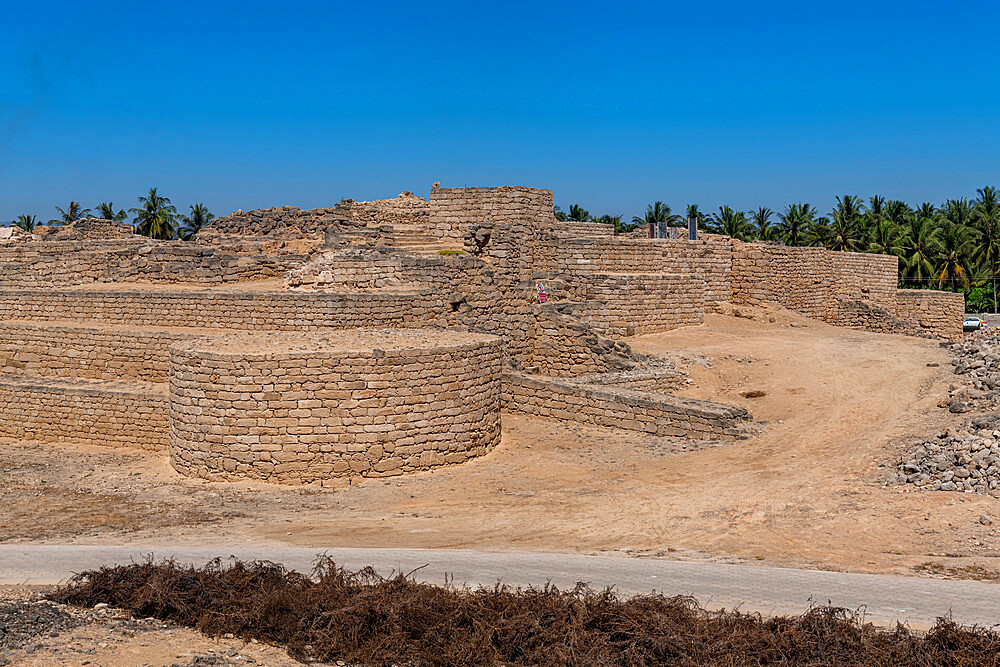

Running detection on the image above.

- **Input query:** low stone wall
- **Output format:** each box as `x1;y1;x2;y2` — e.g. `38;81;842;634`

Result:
285;247;409;290
896;289;965;340
502;373;749;440
0;238;312;286
571;273;705;337
169;330;502;484
543;221;615;239
0;376;168;450
0;288;444;330
0;321;195;382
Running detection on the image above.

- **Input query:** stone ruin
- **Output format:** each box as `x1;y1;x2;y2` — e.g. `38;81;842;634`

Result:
0;184;966;485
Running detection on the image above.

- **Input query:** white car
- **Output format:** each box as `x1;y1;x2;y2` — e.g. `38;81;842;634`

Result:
964;317;988;331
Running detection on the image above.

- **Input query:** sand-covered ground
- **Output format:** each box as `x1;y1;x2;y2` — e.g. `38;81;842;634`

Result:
3;305;999;579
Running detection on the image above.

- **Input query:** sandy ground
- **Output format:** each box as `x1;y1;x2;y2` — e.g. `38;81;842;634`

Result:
3;305;1000;580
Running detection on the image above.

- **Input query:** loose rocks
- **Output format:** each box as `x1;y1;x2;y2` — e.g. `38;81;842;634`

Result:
890;414;1000;496
0;600;86;664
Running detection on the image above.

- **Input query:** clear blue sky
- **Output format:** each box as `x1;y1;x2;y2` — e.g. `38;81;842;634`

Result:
3;0;1000;223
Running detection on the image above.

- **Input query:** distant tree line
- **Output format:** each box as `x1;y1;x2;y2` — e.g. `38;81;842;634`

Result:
557;188;1000;312
12;188;214;241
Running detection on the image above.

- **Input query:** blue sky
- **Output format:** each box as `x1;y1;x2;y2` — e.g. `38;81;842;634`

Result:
2;0;1000;223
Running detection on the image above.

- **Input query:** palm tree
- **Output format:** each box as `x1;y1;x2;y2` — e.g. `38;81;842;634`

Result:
936;221;976;293
867;195;886;219
867;219;905;257
826;196;865;251
130;187;179;240
632;201;681;229
807;216;831;247
14;214;38;232
568;204;591;222
553;205;568;222
51;201;90;225
749;206;773;241
777;203;819;247
915;202;938;221
709;206;751;240
973;186;1000;312
884;200;912;226
902;215;942;286
179;203;214;241
94;202;128;222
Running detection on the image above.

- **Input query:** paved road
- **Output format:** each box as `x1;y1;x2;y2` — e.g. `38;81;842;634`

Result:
2;545;998;628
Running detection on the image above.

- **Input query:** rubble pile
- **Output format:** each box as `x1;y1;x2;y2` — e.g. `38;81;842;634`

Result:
891;414;1000;496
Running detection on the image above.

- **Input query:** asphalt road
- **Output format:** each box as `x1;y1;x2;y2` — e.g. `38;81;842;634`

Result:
2;545;998;628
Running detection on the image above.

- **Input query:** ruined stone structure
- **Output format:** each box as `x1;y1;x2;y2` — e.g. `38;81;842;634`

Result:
0;187;965;485
170;330;501;484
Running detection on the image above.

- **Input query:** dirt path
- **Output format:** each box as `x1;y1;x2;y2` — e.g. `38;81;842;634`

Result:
3;307;999;578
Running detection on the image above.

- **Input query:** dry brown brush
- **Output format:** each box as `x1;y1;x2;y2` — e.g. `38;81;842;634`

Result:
51;557;1000;666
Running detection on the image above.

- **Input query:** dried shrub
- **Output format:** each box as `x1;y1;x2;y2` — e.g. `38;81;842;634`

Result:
51;557;1000;666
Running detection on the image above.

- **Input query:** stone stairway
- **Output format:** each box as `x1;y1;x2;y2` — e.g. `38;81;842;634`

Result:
392;227;464;255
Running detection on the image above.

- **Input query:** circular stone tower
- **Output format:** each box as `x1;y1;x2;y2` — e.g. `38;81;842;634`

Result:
168;329;501;484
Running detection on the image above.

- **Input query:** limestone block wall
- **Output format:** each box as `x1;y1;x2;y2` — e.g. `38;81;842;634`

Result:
502;373;749;440
539;237;734;308
0;239;312;287
286;247;408;290
730;243;899;330
429;186;553;242
531;305;639;376
0;288;445;330
896;289;965;340
568;273;705;337
543;221;615;239
169;330;501;484
0;322;194;382
0;376;168;450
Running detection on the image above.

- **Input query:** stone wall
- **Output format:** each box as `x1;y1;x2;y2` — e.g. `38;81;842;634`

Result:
502;373;749;440
286;247;409;290
0;376;168;450
169;330;501;484
0;238;313;286
537;236;734;309
0;288;444;330
429;186;553;242
0;322;193;382
730;243;899;329
205;192;429;239
896;289;965;340
563;273;705;337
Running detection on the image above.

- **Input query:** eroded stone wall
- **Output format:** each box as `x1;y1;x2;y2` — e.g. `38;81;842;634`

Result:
896;289;965;340
205;192;429;238
502;373;749;440
169;330;501;484
730;243;899;329
0;238;314;286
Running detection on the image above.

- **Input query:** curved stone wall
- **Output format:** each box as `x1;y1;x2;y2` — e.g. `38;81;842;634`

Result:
169;329;501;484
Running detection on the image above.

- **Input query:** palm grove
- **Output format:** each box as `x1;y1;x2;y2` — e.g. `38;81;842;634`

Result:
557;187;1000;312
12;188;214;242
